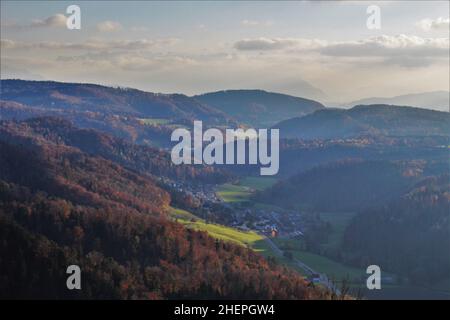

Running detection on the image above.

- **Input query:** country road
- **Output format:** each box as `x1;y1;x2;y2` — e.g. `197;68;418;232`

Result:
264;237;341;295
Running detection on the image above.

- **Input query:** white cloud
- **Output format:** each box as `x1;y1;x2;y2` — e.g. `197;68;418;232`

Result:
234;37;326;51
31;14;67;28
2;14;67;30
233;34;449;68
1;38;179;51
96;21;122;32
416;17;450;31
320;35;449;58
234;35;449;61
241;20;273;27
1;39;16;49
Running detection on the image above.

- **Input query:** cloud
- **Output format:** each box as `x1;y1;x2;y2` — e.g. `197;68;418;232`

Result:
1;38;179;51
233;34;449;68
320;35;449;58
0;65;45;80
0;39;16;49
96;21;122;32
31;14;67;28
416;17;450;31
3;14;67;30
130;26;149;32
241;20;273;27
335;0;391;5
234;35;449;59
234;37;325;51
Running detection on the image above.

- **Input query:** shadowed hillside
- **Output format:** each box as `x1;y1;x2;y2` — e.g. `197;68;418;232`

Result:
342;174;450;286
1;79;236;126
275;105;450;139
256;159;448;211
194;89;325;127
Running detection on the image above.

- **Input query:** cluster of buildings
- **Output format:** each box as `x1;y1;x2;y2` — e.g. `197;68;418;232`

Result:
163;178;305;240
228;208;304;239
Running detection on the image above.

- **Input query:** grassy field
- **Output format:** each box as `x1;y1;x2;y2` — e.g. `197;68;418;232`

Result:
139;118;171;126
169;207;267;250
216;183;253;202
293;250;366;282
272;235;366;283
239;177;278;191
217;177;278;203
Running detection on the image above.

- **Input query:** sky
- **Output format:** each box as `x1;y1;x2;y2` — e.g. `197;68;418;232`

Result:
1;1;449;103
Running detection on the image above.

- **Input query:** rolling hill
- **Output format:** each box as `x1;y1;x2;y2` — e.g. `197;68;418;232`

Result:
256;159;448;212
275;105;450;139
194;89;325;127
0;117;231;184
0;79;235;126
342;174;450;286
348;91;449;112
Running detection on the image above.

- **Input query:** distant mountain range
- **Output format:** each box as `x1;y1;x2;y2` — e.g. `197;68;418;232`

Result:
275;105;450;140
2;79;449;146
347;91;449;112
0;79;234;126
194;89;325;127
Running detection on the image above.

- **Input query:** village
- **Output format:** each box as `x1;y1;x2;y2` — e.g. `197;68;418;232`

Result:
164;179;306;240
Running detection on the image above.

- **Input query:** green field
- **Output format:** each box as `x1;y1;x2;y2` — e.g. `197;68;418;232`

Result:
272;234;366;283
139;118;171;126
169;207;268;250
239;177;278;191
217;177;278;203
216;183;253;202
293;250;365;282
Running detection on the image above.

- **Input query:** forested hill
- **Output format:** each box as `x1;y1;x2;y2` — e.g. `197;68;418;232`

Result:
256;159;448;212
342;174;450;285
0;79;235;126
194;89;325;127
0;119;325;299
275;105;450;139
0;117;231;184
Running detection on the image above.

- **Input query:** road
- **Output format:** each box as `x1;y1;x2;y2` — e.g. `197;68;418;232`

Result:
264;237;341;295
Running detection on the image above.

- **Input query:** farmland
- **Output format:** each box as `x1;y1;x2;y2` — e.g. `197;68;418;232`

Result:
216;177;278;203
169;207;269;251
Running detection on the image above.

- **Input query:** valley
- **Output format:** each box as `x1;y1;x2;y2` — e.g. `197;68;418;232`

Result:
2;0;449;304
187;175;450;299
0;79;449;300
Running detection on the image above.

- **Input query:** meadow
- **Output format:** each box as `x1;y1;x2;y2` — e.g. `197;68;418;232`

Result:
139;118;171;126
169;207;269;251
216;176;278;203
